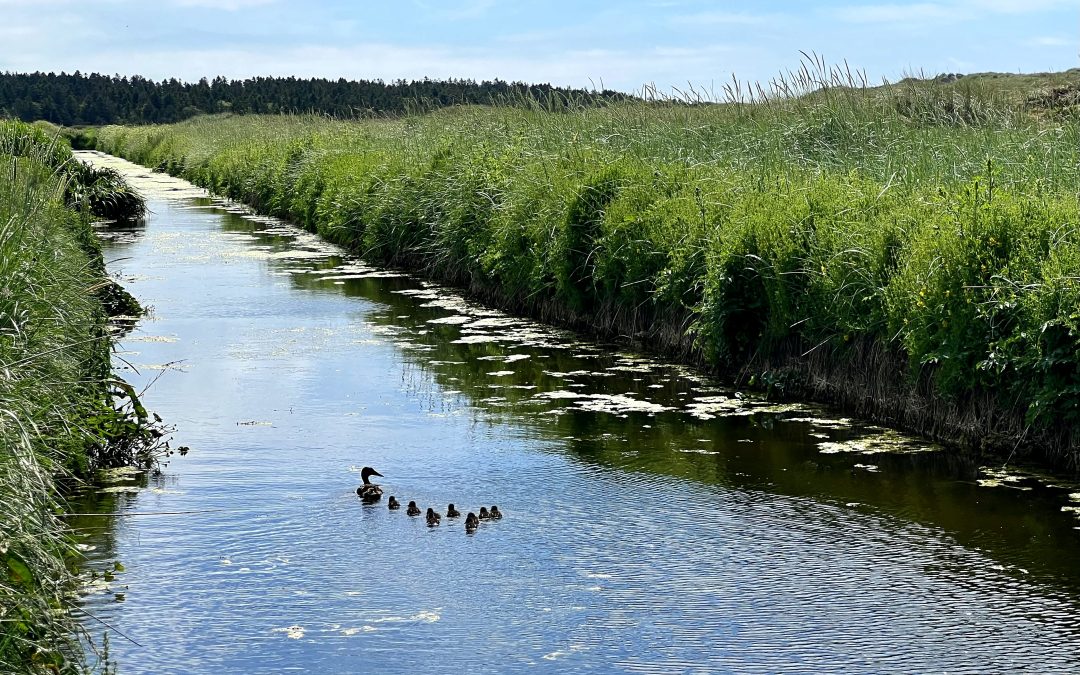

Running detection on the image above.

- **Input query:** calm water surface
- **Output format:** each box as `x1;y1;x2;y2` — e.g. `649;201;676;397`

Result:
70;152;1080;673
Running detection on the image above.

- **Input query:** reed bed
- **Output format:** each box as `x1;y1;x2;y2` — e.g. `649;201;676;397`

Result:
96;63;1080;465
1;120;150;672
0;148;98;672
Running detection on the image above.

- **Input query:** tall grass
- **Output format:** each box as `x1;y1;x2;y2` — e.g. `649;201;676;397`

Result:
1;121;152;672
96;64;1080;465
0;147;100;672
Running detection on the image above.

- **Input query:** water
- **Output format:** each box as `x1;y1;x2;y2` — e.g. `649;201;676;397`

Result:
70;152;1080;673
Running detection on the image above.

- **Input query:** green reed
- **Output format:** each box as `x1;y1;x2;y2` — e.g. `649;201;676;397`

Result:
1;120;153;672
0;146;101;673
95;65;1080;463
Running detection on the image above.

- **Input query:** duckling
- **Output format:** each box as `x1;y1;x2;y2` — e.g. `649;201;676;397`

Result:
446;504;461;518
356;466;384;502
478;506;490;520
387;496;400;510
426;507;441;526
406;500;421;516
465;512;479;531
489;505;502;520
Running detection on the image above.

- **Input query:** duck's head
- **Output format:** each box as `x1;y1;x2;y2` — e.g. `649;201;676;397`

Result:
408;500;417;508
426;507;435;516
360;466;383;484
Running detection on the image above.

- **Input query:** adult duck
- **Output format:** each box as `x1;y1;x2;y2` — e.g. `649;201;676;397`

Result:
356;466;384;502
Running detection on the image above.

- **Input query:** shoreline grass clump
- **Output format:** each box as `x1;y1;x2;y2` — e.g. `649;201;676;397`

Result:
94;63;1080;467
1;120;157;672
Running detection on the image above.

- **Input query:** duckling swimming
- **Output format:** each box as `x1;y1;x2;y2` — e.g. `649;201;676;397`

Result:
406;500;421;516
387;496;400;510
478;506;490;520
465;512;479;531
489;505;502;520
446;504;461;518
426;507;441;526
356;466;384;502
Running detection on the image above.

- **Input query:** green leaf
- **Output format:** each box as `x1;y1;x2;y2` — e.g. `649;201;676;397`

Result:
7;555;34;587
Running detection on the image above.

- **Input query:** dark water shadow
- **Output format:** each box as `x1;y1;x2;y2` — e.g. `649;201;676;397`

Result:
198;204;1080;596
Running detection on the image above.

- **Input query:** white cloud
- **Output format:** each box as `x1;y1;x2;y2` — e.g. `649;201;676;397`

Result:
411;0;498;21
1025;35;1076;46
965;0;1080;12
834;0;1079;23
172;0;276;8
0;0;278;8
653;45;734;59
833;3;961;23
669;11;777;25
0;25;37;38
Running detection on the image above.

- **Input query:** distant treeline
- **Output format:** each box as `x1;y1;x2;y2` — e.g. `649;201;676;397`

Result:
0;71;631;125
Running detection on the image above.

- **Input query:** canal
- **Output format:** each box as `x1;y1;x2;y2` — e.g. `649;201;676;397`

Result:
70;151;1080;673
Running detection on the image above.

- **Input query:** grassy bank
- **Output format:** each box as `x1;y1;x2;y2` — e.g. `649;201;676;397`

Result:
1;121;149;672
95;67;1080;467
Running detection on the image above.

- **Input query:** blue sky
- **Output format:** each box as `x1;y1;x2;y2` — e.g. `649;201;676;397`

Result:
0;1;1077;93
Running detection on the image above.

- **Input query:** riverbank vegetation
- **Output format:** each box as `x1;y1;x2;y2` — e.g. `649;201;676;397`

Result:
94;63;1080;467
1;120;151;672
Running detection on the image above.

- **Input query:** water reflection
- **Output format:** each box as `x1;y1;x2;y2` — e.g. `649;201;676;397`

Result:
70;152;1080;673
94;217;148;248
304;263;1080;592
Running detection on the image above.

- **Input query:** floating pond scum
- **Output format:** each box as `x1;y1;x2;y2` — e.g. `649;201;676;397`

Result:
66;151;1080;673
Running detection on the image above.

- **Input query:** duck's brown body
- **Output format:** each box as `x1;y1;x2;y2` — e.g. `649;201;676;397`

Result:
356;466;384;502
